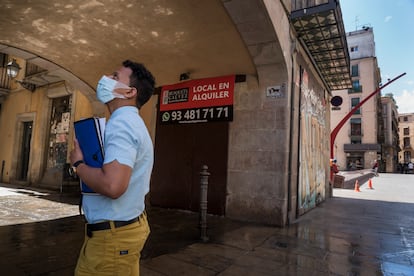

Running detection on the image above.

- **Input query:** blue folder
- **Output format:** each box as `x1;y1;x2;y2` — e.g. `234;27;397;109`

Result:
74;117;105;194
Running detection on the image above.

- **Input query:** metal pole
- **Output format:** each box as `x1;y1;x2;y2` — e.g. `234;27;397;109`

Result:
1;160;4;183
199;165;210;242
330;72;406;158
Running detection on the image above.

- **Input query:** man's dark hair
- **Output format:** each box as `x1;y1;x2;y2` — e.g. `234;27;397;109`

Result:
122;60;155;109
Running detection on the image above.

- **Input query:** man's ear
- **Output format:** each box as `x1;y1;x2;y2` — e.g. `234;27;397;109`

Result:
126;87;138;99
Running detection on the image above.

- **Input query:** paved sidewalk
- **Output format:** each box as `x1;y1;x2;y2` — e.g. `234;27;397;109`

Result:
142;173;414;275
1;174;414;275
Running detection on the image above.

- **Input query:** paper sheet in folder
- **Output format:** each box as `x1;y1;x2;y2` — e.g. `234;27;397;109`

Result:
74;117;106;194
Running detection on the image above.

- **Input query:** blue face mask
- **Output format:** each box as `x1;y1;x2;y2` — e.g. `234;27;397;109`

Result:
96;76;130;104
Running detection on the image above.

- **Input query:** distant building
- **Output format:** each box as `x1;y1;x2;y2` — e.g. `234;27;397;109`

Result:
398;113;414;164
381;95;399;172
331;27;382;171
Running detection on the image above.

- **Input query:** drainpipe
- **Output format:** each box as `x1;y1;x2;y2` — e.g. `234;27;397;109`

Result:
1;160;4;183
287;49;297;225
295;67;304;221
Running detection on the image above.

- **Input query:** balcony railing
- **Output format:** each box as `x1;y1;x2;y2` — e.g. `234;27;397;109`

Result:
349;130;363;137
26;62;46;77
0;67;11;99
0;67;11;89
348;85;363;93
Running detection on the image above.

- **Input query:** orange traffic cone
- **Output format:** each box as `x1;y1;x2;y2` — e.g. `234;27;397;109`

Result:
354;180;361;192
368;178;373;189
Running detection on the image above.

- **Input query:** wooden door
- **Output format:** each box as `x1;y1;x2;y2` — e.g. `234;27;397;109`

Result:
151;121;228;215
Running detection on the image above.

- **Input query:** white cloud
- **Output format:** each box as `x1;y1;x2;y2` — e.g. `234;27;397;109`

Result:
384;15;392;23
395;90;414;113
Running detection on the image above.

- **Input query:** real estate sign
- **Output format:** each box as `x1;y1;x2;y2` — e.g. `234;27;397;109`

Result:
159;75;235;124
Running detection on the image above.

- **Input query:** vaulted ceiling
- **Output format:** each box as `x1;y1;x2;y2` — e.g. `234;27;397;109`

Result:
0;0;257;97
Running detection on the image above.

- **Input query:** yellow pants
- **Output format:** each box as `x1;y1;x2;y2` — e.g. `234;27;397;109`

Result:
75;213;150;276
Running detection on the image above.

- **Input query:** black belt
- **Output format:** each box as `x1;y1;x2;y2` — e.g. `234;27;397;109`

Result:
86;216;141;237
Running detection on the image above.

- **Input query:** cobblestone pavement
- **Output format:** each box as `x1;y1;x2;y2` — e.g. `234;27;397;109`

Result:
0;173;413;275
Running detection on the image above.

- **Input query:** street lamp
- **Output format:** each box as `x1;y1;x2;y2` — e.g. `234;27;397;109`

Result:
5;59;36;92
6;59;21;79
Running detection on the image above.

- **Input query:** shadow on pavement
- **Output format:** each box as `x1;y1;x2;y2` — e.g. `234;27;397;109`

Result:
0;204;248;275
143;207;248;259
337;169;376;189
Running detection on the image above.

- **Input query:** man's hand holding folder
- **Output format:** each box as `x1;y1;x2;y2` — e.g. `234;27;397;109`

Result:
71;117;105;194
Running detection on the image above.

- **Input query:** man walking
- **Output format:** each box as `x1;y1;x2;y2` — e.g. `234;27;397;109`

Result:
70;60;155;275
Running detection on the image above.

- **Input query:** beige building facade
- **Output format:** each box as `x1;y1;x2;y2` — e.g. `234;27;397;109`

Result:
0;0;351;226
381;95;399;172
331;27;382;171
398;113;414;165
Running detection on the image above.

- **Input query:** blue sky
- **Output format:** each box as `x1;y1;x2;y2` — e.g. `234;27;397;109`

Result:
340;0;414;114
